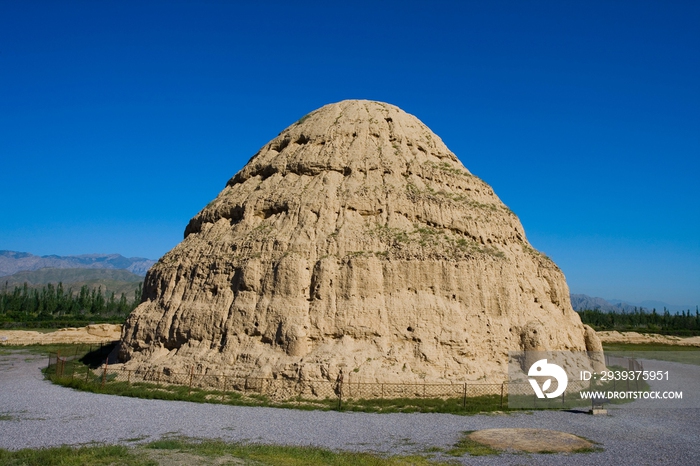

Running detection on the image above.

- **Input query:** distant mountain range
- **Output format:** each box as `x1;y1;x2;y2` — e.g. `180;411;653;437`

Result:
0;250;155;277
571;294;696;313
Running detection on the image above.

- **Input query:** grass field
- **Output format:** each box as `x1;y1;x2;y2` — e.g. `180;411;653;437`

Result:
0;343;100;360
49;374;515;415
603;343;700;365
0;438;451;466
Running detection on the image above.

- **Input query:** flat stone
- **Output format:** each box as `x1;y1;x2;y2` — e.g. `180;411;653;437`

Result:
469;428;594;453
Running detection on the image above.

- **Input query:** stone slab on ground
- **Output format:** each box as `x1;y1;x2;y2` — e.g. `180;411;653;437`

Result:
468;428;593;453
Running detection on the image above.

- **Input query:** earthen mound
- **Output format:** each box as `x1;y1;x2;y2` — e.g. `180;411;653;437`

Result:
119;100;601;384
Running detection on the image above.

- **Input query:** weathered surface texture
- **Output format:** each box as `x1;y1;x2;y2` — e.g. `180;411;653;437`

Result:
120;100;594;384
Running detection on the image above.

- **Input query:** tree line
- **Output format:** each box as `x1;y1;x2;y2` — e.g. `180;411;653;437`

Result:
578;307;700;336
0;281;142;328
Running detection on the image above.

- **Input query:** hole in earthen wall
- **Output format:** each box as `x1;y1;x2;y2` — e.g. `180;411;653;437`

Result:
272;138;290;152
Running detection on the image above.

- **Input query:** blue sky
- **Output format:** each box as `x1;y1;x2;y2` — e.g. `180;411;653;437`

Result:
1;1;698;306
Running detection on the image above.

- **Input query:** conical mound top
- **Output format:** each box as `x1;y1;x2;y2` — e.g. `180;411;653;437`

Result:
230;99;464;188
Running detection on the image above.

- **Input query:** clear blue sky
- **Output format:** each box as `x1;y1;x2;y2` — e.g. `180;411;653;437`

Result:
1;1;698;306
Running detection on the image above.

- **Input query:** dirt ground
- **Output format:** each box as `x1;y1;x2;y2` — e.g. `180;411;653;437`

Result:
597;331;700;347
0;324;121;345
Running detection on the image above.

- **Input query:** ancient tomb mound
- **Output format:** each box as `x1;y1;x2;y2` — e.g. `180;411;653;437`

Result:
119;100;600;385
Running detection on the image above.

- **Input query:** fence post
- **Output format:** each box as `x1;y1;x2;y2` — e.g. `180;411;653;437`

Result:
500;383;505;409
463;383;467;409
221;376;227;402
338;379;343;410
71;346;79;381
127;370;131;385
188;366;194;396
57;350;62;377
101;358;107;389
85;364;90;383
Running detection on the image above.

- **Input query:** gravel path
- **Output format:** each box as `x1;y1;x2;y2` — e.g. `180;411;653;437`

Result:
1;350;699;465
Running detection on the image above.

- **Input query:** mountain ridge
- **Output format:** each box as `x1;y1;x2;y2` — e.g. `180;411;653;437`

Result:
0;250;155;277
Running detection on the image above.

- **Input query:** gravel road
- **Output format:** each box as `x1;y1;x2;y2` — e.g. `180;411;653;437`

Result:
1;350;699;465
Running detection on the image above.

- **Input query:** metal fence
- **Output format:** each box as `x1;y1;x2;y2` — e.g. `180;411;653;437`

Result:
605;353;644;371
45;350;644;411
44;355;548;411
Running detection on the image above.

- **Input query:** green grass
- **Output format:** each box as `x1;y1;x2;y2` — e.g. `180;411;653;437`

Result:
446;431;499;457
147;438;449;465
340;394;506;414
571;446;605;454
49;373;513;415
1;343;98;356
603;343;700;365
0;439;451;466
0;444;155;466
603;342;700;351
294;111;316;126
51;374;344;411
